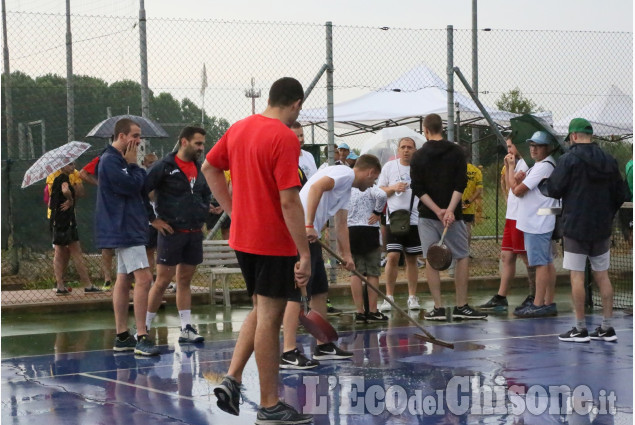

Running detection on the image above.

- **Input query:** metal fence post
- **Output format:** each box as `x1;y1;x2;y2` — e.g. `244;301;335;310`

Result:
471;0;480;165
65;0;74;142
446;25;455;142
326;21;337;284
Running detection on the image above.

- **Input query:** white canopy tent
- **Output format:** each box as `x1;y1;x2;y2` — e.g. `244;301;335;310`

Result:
553;85;633;139
299;64;552;137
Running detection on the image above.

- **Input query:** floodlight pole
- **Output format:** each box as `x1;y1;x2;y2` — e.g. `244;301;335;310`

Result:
471;0;480;165
2;0;14;158
65;0;74;142
446;25;455;142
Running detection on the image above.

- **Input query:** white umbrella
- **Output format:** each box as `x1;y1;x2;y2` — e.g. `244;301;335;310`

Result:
359;125;426;166
21;141;91;188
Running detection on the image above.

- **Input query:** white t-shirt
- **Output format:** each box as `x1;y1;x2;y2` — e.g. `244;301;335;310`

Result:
515;155;558;235
377;159;419;225
299;150;318;180
300;165;354;233
347;185;387;228
505;158;529;220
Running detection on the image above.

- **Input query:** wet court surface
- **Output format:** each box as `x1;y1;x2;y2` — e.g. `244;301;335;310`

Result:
2;291;633;424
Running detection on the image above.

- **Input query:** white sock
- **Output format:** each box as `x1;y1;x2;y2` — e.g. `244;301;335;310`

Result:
145;311;157;332
179;309;192;330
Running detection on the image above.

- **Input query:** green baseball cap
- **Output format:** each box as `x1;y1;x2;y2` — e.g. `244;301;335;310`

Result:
565;118;593;141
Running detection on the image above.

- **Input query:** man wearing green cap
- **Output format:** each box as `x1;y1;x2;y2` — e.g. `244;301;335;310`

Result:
540;118;626;343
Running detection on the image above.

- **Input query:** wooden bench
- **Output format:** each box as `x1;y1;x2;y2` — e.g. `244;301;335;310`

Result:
200;240;242;307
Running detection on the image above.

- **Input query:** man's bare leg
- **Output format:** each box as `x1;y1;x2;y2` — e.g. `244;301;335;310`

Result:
454;257;469;306
226;295;258;383
593;270;614;319
113;273;133;334
282;301;301;352
383;251;400;297
425;266;443;307
147;264;176;313
176;264;196;311
405;254;419;297
132;267;153;336
254;294;286;408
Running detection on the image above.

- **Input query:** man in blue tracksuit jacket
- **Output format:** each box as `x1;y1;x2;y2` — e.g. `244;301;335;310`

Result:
96;117;163;356
144;126;211;344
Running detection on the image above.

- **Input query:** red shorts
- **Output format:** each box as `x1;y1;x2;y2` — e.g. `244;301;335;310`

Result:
501;219;526;253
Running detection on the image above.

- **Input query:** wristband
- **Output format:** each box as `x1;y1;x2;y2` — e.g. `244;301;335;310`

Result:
372;210;382;216
305;224;314;228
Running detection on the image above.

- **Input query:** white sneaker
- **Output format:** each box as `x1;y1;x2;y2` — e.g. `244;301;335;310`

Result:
407;296;421;310
378;295;394;312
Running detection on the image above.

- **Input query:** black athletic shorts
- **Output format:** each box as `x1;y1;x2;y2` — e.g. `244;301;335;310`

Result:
235;250;297;299
288;241;328;302
146;225;158;249
156;230;203;266
52;225;79;246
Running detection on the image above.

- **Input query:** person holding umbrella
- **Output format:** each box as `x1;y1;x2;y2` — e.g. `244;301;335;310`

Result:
49;162;101;295
96;118;161;357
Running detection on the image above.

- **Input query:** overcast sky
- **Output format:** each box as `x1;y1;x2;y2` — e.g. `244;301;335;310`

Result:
5;0;634;32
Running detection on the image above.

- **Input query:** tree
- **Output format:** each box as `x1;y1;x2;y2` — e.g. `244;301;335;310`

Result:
495;88;543;114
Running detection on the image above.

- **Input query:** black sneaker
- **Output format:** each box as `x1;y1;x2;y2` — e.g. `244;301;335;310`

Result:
366;311;388;322
424;306;447;321
326;299;342;316
589;326;618;342
134;335;160;356
313;342;353;360
214;375;243;416
56;288;70;296
558;327;590;343
514;295;535;312
479;295;508;311
113;334;137;352
453;305;488;320
280;348;320;370
84;285;103;293
354;312;367;324
255;400;312;424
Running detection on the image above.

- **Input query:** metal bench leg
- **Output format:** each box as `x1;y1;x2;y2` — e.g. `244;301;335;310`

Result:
210;273;217;305
221;275;231;307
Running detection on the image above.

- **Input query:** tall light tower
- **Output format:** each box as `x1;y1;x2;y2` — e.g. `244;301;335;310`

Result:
244;77;261;115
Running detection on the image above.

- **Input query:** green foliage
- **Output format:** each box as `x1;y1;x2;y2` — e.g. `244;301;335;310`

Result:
495;87;543;114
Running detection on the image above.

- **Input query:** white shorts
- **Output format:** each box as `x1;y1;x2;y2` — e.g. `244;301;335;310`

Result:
562;237;611;272
116;245;149;274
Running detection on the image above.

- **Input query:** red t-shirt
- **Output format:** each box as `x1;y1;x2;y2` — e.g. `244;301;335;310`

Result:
205;114;301;256
174;154;198;188
82;156;100;175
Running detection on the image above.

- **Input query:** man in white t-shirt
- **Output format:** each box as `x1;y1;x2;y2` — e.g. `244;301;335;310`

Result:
511;131;558;318
279;155;381;369
291;121;318;179
377;137;423;311
480;136;535;312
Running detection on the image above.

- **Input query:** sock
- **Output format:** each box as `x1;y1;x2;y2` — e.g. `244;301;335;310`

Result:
117;331;130;341
576;320;586;331
494;294;506;300
601;318;612;330
179;309;192;329
145;312;157;332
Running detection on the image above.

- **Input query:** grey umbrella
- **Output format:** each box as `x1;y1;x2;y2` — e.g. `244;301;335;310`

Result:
86;114;169;139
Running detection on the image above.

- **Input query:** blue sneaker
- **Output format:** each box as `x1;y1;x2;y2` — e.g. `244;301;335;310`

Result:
536;303;557;317
255;401;312;424
479;295;508;311
134;335;160;356
513;304;541;318
113;334;136;352
214;375;243;416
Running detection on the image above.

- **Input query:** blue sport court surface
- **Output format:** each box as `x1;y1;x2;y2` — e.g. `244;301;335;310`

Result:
2;302;632;424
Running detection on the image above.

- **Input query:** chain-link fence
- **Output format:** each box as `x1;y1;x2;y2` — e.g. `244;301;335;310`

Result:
2;12;632;306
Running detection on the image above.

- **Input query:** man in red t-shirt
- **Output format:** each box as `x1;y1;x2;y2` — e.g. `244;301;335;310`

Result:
202;77;311;423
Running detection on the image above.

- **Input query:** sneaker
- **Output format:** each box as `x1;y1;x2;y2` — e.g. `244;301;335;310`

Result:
134;335;160;356
479;295;508;311
280;348;320;370
179;324;204;343
326;299;342;316
417;258;426;268
452;305;488;320
255;400;312;424
536;303;558;317
167;282;176;293
514;295;535;312
366;311;389;322
354;312;367;324
378;295;394;312
589;326;618;342
559;327;590;343
407;295;421;310
84;285;103;293
513;303;542;318
313;342;353;360
424;306;447;321
102;280;112;291
214;375;243;416
113;334;137;352
380;257;387;267
56;288;70;296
